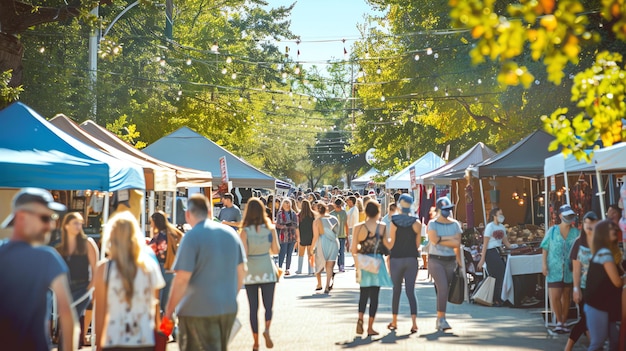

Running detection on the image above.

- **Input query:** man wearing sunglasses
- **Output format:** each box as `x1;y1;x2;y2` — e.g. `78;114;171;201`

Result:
0;188;78;351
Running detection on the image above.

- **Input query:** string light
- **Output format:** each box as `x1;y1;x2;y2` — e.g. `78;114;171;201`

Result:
185;58;192;65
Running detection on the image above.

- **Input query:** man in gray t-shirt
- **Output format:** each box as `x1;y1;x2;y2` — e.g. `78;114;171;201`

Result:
166;194;247;351
218;193;242;232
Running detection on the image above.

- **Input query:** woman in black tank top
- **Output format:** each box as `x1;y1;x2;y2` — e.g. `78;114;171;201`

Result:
56;212;99;347
383;194;421;333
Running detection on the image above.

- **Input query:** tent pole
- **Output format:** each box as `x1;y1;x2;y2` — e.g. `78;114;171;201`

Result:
172;190;177;224
564;171;571;204
479;179;487;226
141;191;146;236
597;169;606;219
530;179;535;225
543;177;550;328
102;193;110;260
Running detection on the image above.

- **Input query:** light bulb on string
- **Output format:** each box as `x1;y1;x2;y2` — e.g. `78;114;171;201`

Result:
434;86;439;91
281;71;288;79
221;66;228;74
226;57;232;64
376;66;382;75
414;54;420;61
380;95;386;101
477;78;482;84
186;58;192;65
178;90;183;96
433;53;439;59
231;72;237;79
160;59;166;67
39;47;45;53
426;48;433;55
210;41;219;53
261;84;266;90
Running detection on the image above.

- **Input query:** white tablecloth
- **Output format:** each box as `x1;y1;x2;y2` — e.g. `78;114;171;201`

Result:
501;254;543;304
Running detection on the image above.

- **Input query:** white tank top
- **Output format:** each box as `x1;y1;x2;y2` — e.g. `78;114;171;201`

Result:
104;257;165;347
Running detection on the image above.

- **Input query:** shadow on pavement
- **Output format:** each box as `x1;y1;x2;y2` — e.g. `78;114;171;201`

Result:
418;330;460;341
335;335;379;349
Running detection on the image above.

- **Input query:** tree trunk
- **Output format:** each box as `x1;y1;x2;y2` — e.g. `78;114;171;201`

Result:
0;33;23;87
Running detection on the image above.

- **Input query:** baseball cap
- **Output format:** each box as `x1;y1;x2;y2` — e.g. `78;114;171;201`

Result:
398;194;414;207
436;197;454;210
1;188;66;228
558;204;576;217
582;211;599;221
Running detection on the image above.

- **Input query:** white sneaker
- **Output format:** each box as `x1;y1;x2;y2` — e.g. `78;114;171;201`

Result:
437;318;451;331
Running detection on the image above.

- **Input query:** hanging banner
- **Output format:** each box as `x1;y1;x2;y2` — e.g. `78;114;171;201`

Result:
410;167;418;190
219;156;229;184
550;175;556;192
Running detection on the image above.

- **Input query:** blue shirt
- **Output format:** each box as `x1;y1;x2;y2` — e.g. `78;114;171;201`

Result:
0;240;68;350
540;225;579;283
218;205;242;231
173;220;246;317
428;220;462;257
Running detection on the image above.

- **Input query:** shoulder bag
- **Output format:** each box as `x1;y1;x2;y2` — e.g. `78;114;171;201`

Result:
357;224;382;274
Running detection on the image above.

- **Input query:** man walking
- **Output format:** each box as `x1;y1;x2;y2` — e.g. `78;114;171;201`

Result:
346;195;359;252
166;193;247;351
0;188;78;351
331;199;349;272
219;193;242;232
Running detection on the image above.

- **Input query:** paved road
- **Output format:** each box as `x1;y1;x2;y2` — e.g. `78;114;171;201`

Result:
84;254;587;351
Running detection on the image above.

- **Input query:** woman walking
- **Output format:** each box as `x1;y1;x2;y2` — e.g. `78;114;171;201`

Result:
351;201;392;336
296;199;316;275
584;219;624;351
384;194;421;334
149;211;183;315
565;211;598;351
240;198;280;351
427;197;462;331
541;204;579;333
477;208;515;307
56;212;99;347
311;203;339;293
276;199;299;276
94;211;165;351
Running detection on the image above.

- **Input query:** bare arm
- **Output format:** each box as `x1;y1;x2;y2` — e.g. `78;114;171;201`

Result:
93;262;107;351
477;235;490;270
572;260;582;303
385;222;397;250
502;235;513;249
413;221;422;250
438;233;462;248
604;261;623;287
237;262;246;291
270;227;280;255
165;270;191;319
311;219;321;248
240;229;249;255
542;249;548;276
51;274;78;351
86;237;99;291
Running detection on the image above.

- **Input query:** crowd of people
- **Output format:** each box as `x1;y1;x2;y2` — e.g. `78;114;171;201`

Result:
1;186;625;351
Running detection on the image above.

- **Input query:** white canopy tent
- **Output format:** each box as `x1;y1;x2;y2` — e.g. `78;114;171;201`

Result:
543;151;595;204
352;168;381;188
385;152;445;189
593;142;626;217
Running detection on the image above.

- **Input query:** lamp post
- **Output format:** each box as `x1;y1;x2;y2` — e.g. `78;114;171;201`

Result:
87;1;142;123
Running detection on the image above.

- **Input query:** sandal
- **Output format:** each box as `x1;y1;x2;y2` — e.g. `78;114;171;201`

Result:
263;330;274;349
367;330;379;336
356;319;364;334
315;286;323;291
387;323;397;330
410;326;418;334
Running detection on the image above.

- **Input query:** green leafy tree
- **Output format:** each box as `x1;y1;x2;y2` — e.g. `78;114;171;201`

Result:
449;0;626;160
105;114;147;148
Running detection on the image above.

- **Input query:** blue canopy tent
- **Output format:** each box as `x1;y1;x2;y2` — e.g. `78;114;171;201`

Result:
144;127;277;189
0;102;144;191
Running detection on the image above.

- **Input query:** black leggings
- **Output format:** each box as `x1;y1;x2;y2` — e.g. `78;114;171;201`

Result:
245;283;276;333
390;257;418;315
569;299;587;342
484;248;505;303
358;286;380;317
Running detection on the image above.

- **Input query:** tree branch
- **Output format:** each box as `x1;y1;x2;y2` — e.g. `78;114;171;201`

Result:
0;0;82;35
454;97;503;126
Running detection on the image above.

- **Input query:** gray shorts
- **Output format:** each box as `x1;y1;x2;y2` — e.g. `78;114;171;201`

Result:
178;313;237;351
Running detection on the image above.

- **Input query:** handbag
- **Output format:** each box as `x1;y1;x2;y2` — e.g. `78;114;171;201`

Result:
356;224;382;274
472;275;496;306
448;266;465;304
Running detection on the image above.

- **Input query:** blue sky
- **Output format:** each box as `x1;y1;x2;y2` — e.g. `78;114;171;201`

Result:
264;0;382;66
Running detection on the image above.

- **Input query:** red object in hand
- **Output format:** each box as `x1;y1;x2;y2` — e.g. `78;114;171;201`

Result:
159;316;174;336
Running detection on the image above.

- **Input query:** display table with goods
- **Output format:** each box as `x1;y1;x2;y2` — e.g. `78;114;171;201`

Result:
462;224;546;307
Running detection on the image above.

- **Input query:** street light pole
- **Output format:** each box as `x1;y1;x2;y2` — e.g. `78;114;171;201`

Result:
88;6;99;123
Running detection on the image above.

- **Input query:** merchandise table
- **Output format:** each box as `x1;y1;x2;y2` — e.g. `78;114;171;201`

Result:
501;254;543;305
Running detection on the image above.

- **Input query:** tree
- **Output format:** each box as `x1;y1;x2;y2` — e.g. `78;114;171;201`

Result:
449;0;626;160
105;114;146;148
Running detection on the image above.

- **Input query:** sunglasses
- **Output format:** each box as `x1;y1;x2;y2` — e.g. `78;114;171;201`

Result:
21;209;59;224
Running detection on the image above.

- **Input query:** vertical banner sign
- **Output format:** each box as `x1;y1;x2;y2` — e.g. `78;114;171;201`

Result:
219;156;229;184
410;167;417;190
550;175;556;192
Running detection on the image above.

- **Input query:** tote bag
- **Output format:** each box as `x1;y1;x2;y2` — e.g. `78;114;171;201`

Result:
472;276;496;306
448;267;465;304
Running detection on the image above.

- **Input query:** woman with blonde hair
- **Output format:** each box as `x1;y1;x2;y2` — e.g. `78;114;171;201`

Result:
311;203;339;293
276;199;299;276
56;212;99;347
149;211;183;314
241;198;280;351
94;212;165;351
356;198;366;223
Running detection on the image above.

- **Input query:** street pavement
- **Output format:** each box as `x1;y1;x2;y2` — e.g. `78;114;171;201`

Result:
83;253;587;351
